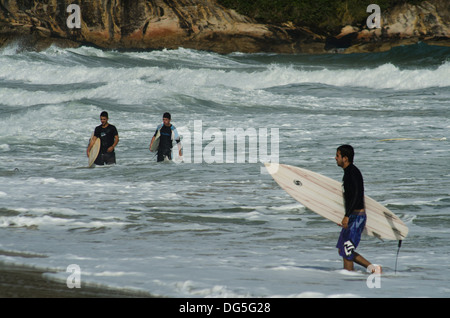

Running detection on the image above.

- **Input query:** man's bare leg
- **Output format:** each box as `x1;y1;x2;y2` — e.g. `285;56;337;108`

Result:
343;258;354;271
353;252;371;268
348;252;382;273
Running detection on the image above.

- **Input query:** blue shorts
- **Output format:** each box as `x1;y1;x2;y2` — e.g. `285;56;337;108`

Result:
336;213;366;261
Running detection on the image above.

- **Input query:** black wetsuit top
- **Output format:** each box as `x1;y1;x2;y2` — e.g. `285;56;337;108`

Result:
158;125;174;152
94;124;118;154
342;163;365;217
153;124;181;162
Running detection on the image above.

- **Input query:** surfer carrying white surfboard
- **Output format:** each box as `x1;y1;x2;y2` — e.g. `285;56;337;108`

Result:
149;112;182;162
86;111;119;165
335;145;381;274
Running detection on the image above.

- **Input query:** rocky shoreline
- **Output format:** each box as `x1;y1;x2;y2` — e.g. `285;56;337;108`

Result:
0;0;449;54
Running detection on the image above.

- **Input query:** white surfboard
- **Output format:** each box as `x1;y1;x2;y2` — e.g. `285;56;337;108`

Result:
265;163;408;241
88;136;101;168
150;129;160;152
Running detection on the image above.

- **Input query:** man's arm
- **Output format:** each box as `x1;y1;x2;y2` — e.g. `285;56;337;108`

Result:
86;135;98;157
339;216;349;229
107;135;119;153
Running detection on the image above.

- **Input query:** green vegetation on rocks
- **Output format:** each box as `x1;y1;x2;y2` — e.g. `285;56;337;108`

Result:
218;0;424;32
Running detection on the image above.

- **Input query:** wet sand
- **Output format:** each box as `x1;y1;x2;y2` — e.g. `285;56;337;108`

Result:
0;262;153;298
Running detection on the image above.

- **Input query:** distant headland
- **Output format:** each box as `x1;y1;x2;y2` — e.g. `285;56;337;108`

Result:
0;0;448;54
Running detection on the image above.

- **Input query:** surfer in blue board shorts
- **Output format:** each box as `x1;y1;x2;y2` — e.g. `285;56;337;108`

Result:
87;111;119;165
335;145;381;274
149;112;182;162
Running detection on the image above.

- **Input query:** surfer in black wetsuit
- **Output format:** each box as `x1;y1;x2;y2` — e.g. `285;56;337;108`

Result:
86;111;119;165
335;145;381;274
149;112;182;162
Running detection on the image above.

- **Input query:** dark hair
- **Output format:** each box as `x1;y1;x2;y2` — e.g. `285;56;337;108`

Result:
100;111;109;118
163;112;171;120
337;144;354;163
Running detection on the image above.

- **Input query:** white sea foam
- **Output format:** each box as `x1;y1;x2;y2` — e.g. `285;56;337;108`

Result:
0;215;68;228
0;144;10;151
1;46;448;94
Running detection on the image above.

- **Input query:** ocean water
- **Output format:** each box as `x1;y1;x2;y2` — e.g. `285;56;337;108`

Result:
0;42;449;298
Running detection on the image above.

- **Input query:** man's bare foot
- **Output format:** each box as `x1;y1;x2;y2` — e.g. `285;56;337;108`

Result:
367;264;382;274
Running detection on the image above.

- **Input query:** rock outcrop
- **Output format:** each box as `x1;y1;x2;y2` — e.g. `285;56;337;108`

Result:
0;0;448;54
326;0;450;53
0;0;326;53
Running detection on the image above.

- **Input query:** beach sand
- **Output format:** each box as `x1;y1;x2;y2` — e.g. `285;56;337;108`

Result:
0;262;153;298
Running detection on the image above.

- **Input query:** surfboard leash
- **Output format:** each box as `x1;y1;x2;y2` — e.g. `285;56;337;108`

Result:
394;240;402;274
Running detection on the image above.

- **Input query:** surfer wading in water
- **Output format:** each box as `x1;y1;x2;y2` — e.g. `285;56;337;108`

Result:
335;145;381;274
87;111;119;165
149;112;182;162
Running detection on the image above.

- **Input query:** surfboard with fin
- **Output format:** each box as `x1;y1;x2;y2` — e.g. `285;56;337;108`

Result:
265;163;408;241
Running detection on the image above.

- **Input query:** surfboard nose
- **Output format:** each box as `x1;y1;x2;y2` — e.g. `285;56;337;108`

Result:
264;162;280;174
